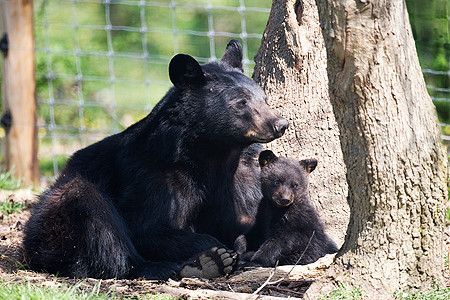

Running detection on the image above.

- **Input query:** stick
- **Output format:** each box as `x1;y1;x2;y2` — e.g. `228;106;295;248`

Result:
268;285;306;296
271;231;316;286
246;261;279;298
246;230;317;298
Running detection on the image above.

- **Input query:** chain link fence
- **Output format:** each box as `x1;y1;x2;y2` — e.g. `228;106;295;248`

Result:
0;0;449;179
32;0;271;177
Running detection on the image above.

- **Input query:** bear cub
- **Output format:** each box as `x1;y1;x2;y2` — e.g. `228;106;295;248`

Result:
235;150;338;267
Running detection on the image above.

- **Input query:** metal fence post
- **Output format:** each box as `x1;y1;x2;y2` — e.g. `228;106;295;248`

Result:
1;0;39;186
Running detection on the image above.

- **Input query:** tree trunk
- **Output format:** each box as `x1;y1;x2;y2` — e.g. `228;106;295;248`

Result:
253;0;349;246
1;0;39;186
304;0;447;297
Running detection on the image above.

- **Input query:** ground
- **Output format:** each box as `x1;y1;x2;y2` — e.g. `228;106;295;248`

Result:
0;189;449;299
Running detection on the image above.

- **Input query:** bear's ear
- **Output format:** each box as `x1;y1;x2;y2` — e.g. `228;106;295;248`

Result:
169;54;206;89
259;150;277;167
220;39;243;72
300;158;318;173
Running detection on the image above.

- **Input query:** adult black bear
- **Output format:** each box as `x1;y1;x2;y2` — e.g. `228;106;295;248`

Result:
23;40;288;280
235;150;338;267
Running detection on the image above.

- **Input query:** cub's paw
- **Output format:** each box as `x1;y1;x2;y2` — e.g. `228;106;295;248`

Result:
179;247;237;279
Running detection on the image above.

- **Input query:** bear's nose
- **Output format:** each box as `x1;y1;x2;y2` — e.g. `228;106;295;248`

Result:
275;196;292;207
274;119;289;137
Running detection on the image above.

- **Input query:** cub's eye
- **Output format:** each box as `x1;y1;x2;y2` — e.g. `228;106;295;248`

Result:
292;183;299;189
237;99;247;108
273;179;281;186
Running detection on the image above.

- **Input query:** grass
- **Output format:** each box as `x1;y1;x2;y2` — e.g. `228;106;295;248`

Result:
395;287;450;300
0;280;110;300
319;284;365;300
0;280;178;300
0;168;23;190
39;155;69;178
447;208;450;225
319;284;450;300
0;198;27;216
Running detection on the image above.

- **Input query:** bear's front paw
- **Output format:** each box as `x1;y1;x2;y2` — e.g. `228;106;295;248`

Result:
179;247;237;279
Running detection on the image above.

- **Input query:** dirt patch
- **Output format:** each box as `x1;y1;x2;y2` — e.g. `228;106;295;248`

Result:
0;189;325;298
1;189;449;299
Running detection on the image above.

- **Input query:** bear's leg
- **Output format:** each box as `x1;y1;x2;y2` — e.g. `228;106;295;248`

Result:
24;176;177;279
248;238;284;267
131;261;180;280
134;228;238;279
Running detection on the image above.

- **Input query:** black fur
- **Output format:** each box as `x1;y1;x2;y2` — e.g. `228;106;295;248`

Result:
238;150;338;267
23;40;288;280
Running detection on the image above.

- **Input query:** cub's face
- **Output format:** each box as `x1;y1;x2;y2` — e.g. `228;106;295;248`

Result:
259;150;317;208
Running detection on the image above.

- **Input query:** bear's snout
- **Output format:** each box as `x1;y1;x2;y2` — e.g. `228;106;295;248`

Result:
272;193;294;208
273;118;289;137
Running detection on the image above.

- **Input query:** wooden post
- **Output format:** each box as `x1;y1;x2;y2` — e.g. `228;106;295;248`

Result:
1;0;39;186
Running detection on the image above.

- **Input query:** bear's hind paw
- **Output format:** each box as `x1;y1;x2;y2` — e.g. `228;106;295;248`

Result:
179;247;237;279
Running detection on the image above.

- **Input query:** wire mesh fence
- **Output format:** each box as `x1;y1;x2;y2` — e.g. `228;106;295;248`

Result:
32;0;271;177
0;0;449;179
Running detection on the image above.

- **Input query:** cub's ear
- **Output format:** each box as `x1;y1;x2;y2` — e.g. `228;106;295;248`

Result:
169;54;206;89
300;158;318;173
259;150;277;168
220;39;243;72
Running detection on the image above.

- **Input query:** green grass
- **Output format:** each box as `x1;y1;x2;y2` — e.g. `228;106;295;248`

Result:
445;252;449;272
319;284;450;300
319;284;364;300
0;169;23;190
0;280;177;300
447;208;450;224
395;287;450;300
39;155;69;178
0;198;27;216
0;280;111;300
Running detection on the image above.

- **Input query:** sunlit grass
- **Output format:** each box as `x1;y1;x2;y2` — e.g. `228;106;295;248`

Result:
0;169;23;190
0;279;177;300
0;198;27;216
319;284;364;300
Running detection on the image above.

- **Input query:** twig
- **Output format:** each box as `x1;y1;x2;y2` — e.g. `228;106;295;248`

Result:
246;261;279;299
246;231;316;298
271;231;316;287
267;285;306;296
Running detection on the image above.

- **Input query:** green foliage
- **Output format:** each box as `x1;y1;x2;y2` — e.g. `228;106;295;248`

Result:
0;169;23;190
434;100;450;124
395;287;450;300
0;280;111;300
39;155;69;178
319;284;365;300
446;207;450;224
0;280;178;300
0;198;26;216
405;0;450;123
445;251;448;271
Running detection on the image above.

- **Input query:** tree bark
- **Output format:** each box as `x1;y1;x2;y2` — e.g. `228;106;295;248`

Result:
303;0;447;297
253;0;349;246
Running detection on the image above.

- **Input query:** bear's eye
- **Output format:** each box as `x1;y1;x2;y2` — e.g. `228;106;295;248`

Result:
292;183;299;190
273;179;281;186
236;99;247;108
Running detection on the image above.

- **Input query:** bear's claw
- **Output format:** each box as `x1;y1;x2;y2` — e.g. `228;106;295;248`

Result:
179;247;237;279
